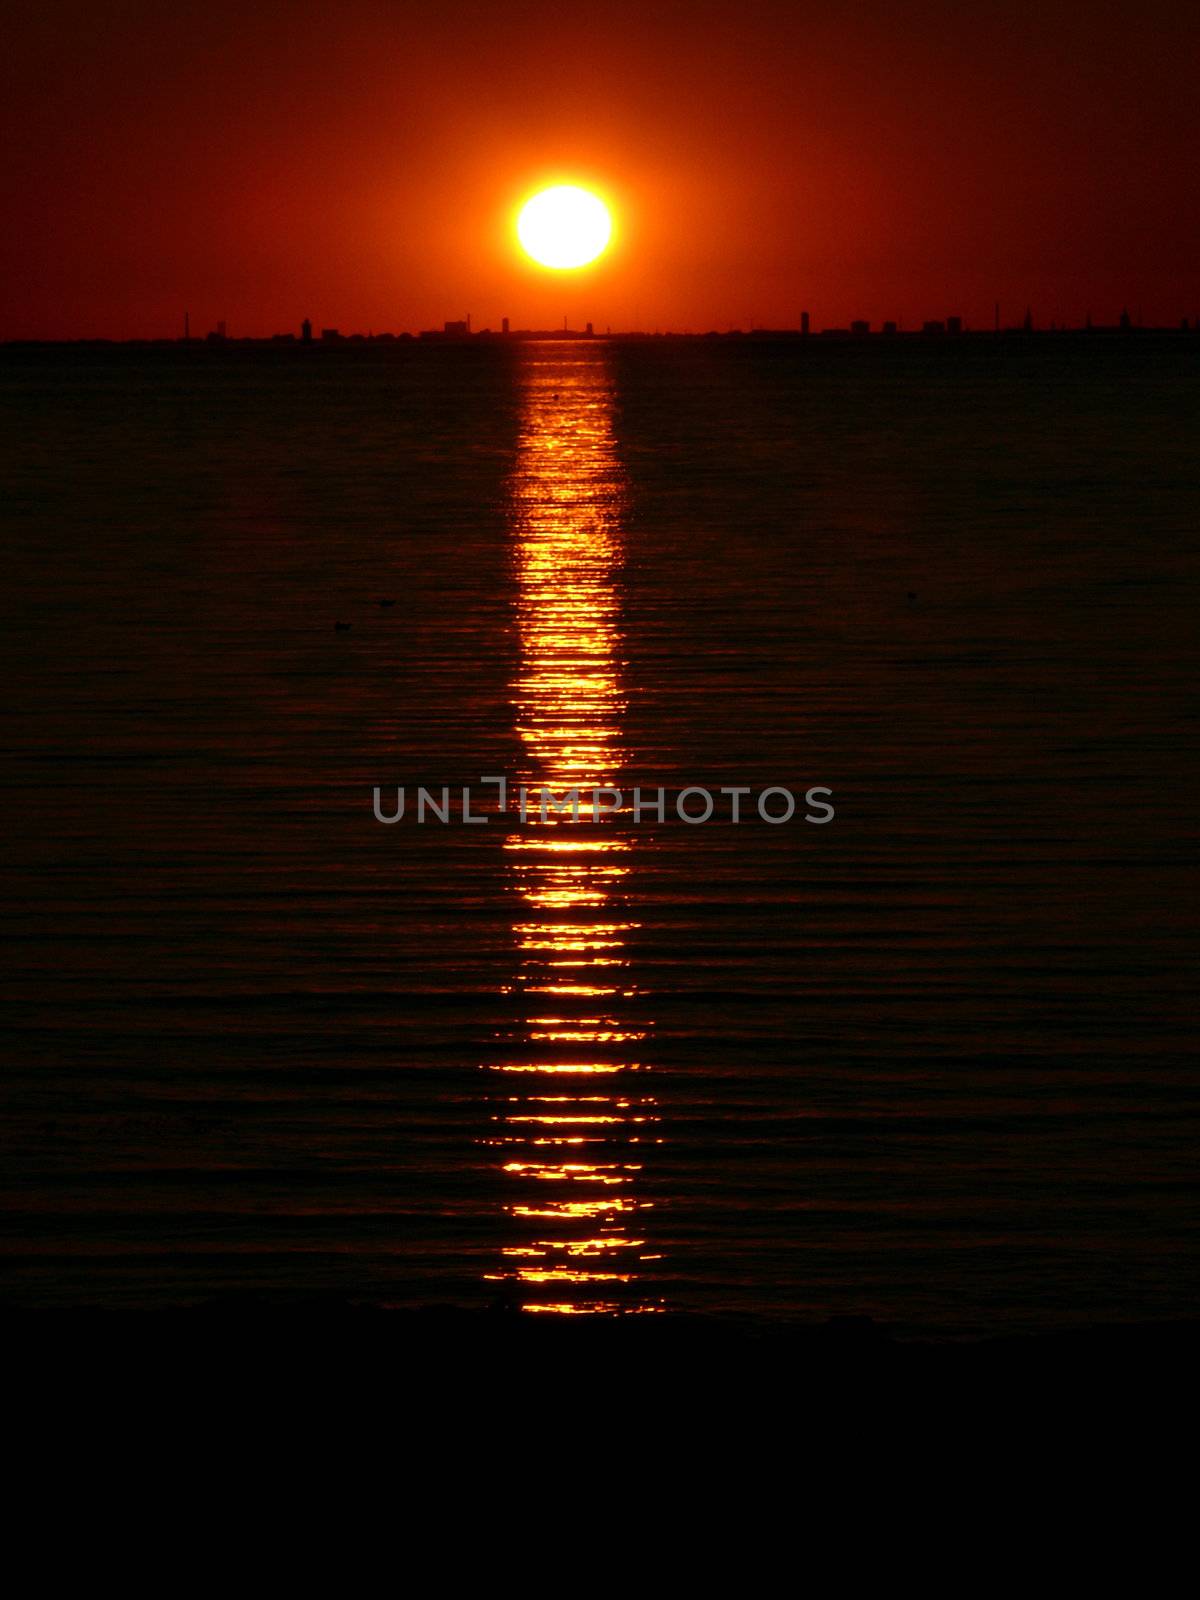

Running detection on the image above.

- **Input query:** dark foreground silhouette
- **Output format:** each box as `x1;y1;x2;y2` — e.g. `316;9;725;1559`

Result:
6;1300;1199;1384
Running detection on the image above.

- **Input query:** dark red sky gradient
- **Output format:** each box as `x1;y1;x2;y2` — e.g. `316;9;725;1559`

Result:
2;0;1197;338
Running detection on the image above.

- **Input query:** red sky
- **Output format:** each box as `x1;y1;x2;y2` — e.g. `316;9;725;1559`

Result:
2;0;1197;338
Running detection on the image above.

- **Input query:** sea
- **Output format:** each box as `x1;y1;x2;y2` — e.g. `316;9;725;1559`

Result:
2;333;1197;1335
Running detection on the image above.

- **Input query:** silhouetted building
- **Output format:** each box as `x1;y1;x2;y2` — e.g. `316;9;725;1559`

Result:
882;320;898;336
800;311;810;336
1023;308;1034;332
301;318;313;343
851;320;870;336
922;320;945;335
321;328;340;341
947;316;962;335
585;321;594;336
1119;308;1132;331
443;320;469;337
501;317;510;335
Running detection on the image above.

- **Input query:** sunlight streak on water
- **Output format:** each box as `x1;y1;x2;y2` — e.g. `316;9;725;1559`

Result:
482;345;662;1314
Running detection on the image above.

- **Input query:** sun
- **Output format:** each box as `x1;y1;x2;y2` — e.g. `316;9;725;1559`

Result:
517;185;612;270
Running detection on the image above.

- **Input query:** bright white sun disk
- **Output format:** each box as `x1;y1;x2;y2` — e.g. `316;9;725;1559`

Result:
517;186;612;269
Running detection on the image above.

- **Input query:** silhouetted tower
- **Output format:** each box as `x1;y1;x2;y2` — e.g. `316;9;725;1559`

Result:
301;318;313;343
800;310;810;336
501;316;510;335
1023;307;1034;333
1119;307;1132;331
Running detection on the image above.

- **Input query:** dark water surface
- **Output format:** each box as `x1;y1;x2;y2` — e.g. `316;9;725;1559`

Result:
2;337;1197;1332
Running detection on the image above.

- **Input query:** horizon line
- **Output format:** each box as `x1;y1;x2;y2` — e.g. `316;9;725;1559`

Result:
7;314;1200;347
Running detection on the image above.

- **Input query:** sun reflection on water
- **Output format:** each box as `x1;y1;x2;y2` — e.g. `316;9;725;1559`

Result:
482;344;662;1315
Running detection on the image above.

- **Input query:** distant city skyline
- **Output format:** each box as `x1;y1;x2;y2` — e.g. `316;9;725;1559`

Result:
8;306;1196;345
9;298;1200;343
